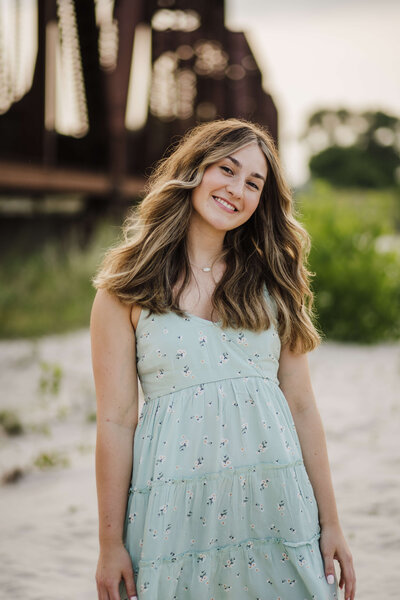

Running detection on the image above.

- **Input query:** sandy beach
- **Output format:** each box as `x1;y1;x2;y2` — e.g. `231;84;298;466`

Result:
0;328;399;599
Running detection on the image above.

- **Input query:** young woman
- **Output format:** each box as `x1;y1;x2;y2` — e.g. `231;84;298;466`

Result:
90;118;356;600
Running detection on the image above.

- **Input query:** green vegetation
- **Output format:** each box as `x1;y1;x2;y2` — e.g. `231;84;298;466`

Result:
1;191;399;344
0;409;24;435
33;450;70;470
0;217;121;339
302;109;400;189
2;467;26;484
296;180;400;343
38;361;63;396
28;422;51;436
56;405;70;420
86;411;97;423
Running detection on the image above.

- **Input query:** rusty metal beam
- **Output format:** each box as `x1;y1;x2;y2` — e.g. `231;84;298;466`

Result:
0;161;145;197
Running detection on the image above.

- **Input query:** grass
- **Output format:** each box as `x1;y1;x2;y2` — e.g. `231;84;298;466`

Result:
0;217;122;339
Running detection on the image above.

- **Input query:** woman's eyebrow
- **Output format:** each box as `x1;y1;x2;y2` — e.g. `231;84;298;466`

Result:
226;155;266;182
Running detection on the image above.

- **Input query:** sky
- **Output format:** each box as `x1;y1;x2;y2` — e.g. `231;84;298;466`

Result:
226;0;400;186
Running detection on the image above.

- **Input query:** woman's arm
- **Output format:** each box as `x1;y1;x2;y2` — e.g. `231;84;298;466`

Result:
90;288;139;600
277;343;356;600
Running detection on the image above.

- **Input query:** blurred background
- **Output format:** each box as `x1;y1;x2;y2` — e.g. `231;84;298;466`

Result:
0;1;399;598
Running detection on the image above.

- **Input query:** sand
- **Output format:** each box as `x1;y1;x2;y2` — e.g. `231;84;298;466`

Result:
0;329;399;599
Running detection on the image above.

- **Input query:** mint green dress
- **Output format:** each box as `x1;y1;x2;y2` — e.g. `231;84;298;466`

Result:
120;286;339;600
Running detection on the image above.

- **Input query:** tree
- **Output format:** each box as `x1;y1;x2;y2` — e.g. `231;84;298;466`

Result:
301;109;400;188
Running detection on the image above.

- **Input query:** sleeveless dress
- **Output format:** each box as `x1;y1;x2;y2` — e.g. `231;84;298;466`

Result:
120;286;339;600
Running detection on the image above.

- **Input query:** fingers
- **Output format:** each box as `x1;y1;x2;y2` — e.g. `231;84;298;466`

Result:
341;553;357;600
319;525;356;599
323;548;356;600
96;579;110;600
338;569;345;590
96;575;122;600
110;582;123;600
96;580;121;600
122;566;138;599
322;552;336;586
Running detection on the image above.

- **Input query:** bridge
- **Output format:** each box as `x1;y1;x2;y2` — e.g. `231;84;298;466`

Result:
0;0;277;203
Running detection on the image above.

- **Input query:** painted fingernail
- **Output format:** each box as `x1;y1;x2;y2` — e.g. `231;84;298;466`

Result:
327;574;335;584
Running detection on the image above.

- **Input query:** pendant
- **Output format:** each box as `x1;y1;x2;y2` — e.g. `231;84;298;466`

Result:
202;267;211;272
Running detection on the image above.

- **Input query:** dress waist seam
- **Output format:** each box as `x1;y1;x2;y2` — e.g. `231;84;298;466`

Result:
142;373;280;403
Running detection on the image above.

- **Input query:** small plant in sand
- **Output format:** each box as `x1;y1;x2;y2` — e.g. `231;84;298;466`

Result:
86;411;97;423
28;422;52;436
0;409;24;436
1;466;27;484
56;405;70;420
37;361;63;397
33;450;70;470
77;443;94;454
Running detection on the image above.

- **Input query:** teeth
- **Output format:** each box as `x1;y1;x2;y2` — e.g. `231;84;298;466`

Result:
213;196;236;211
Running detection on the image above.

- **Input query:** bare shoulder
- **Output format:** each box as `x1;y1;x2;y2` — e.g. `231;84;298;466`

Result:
90;289;133;364
91;289;142;333
91;287;129;318
90;289;133;329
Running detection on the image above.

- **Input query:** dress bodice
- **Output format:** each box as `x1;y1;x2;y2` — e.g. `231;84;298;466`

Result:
135;285;281;402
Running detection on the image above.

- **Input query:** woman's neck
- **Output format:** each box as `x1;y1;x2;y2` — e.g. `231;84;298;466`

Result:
185;219;225;267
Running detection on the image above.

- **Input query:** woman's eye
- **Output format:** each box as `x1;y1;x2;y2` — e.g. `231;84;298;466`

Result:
220;165;233;175
247;181;259;190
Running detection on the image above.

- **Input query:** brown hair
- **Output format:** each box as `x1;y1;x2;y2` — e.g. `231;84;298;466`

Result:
92;118;322;352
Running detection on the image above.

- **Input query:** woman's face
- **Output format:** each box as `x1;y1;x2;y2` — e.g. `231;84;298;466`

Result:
190;142;268;232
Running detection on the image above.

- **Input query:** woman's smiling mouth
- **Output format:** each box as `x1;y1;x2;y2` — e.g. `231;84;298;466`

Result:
212;195;238;213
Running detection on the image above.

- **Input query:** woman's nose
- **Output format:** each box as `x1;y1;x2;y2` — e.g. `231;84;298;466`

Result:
226;178;244;198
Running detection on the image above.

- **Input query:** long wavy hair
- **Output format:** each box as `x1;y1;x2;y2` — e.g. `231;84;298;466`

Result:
92;118;322;352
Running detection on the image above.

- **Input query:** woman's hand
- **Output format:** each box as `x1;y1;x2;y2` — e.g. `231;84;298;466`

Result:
319;522;356;600
96;541;137;600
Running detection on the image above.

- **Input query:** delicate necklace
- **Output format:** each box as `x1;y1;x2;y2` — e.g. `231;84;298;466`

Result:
190;262;212;272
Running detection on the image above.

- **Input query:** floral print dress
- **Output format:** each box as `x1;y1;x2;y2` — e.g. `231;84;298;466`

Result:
119;286;339;600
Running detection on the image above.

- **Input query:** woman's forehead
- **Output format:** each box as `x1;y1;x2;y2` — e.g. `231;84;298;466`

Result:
219;144;268;176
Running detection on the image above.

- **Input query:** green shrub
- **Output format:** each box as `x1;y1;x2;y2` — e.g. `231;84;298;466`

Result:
296;180;400;343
